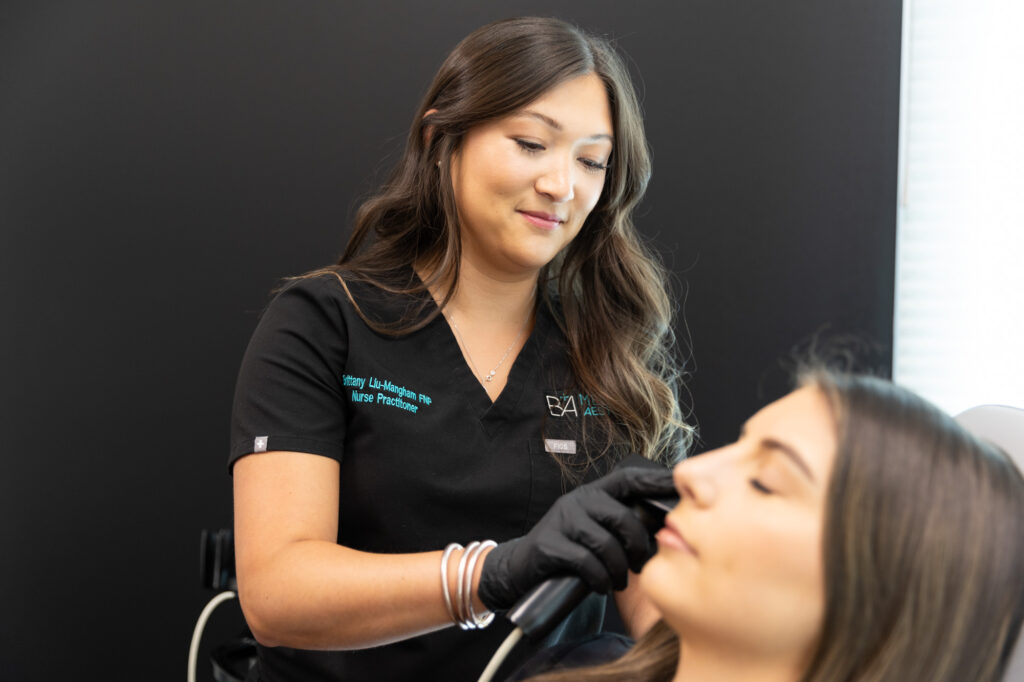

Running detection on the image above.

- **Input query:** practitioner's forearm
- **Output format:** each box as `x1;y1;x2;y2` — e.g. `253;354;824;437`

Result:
238;541;494;650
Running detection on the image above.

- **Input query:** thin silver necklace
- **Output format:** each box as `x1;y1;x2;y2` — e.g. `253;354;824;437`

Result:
446;301;534;383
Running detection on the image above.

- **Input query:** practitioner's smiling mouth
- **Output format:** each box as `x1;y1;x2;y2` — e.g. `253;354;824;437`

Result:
517;209;565;230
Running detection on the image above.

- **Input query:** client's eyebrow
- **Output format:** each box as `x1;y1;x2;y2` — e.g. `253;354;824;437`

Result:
761;437;816;483
515;110;613;142
739;422;816;483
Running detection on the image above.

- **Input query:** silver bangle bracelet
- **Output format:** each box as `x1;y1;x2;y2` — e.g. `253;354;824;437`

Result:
440;543;463;625
464;540;497;629
460;542;485;629
455;541;481;630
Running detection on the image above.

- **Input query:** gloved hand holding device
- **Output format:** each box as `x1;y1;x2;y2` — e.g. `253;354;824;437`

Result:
478;465;675;613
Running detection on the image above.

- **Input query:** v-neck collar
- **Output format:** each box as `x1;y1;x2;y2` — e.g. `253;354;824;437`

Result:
352;267;551;436
428;297;550;428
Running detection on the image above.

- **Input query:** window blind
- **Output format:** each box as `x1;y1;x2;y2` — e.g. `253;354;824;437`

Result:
894;0;1024;415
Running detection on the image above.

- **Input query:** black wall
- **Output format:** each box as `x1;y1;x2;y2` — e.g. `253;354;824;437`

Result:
0;1;901;679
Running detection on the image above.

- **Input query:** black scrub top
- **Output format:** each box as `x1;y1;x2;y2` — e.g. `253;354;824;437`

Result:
229;271;615;681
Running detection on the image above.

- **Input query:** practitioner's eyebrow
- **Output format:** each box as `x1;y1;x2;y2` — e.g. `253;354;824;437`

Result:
514;110;614;142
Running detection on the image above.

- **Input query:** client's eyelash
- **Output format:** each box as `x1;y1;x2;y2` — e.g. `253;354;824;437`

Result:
750;479;774;495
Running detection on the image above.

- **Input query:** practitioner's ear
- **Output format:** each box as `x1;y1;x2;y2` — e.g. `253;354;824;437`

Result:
422;108;438;146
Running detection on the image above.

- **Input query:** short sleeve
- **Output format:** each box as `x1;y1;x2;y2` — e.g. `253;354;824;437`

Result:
229;275;350;471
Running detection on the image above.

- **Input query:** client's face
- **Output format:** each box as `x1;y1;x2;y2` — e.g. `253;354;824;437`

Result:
640;386;836;661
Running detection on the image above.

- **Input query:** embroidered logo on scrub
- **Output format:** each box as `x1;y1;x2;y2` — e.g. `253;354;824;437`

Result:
254;436;268;452
343;374;432;414
546;393;606;417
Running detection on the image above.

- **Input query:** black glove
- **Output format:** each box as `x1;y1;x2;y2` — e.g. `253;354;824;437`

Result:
478;466;675;612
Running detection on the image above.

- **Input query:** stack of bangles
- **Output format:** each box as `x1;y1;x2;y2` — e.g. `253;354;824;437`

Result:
440;541;497;629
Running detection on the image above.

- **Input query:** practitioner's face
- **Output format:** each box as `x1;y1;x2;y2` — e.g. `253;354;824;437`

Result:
449;73;613;278
640;386;836;663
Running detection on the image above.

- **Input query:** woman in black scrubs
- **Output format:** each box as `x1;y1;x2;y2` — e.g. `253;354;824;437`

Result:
229;17;691;681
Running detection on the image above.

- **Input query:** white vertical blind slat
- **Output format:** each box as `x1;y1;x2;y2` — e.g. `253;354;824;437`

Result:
894;0;1024;415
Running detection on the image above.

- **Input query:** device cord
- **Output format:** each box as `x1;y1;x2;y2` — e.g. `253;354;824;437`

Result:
188;590;237;682
478;626;524;682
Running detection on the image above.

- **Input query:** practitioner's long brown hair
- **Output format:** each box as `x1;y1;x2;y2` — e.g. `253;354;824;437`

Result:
306;17;691;463
528;372;1024;682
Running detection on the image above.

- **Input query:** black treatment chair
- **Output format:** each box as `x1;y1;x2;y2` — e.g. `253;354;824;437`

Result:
190;529;256;682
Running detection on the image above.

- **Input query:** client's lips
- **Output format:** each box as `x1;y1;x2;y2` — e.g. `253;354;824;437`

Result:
657;517;698;556
518;210;564;229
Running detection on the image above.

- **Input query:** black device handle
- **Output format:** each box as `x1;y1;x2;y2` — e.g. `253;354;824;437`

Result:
506;575;590;638
507;492;678;640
